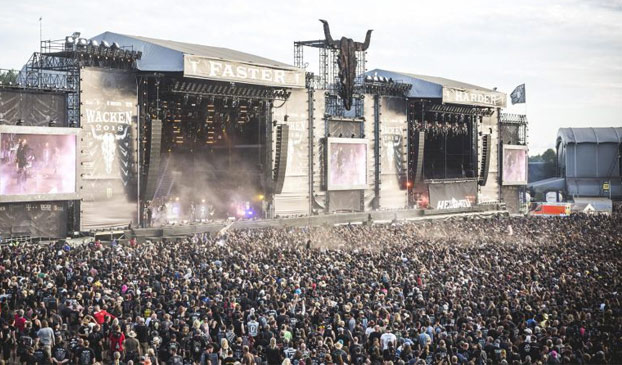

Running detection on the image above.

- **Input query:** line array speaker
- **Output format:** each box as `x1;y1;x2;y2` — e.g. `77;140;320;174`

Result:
273;124;289;194
143;119;163;201
479;134;491;186
413;131;425;182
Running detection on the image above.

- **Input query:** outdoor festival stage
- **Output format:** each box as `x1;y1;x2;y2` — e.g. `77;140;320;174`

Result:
1;26;526;243
122;203;506;240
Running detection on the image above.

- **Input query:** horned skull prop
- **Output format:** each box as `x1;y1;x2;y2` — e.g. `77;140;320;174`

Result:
319;19;372;110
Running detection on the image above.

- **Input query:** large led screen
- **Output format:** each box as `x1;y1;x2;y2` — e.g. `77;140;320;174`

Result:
327;138;367;190
502;145;528;185
0;130;77;199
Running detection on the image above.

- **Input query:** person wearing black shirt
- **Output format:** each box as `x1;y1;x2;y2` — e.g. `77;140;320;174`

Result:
51;336;70;364
188;331;207;363
87;324;104;362
31;342;48;365
135;317;150;354
0;321;15;363
167;347;183;365
19;334;35;363
76;340;96;365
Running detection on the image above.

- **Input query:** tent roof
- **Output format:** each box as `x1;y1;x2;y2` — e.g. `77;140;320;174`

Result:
91;32;297;72
557;127;622;145
365;69;497;99
528;177;566;193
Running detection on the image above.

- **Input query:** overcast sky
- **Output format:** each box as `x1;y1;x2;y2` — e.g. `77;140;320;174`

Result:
1;0;620;154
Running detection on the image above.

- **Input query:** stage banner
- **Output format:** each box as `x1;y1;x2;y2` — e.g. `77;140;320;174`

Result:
80;68;138;229
428;180;477;210
0;89;67;126
443;87;507;108
379;96;408;209
0;202;67;239
183;54;305;88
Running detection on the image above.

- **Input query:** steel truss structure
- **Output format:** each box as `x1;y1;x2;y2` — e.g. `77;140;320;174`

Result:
15;38;141;126
294;40;367;118
500;113;528;146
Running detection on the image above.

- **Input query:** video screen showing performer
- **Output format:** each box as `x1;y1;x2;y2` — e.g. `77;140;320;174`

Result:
502;146;528;185
328;140;367;189
0;133;76;195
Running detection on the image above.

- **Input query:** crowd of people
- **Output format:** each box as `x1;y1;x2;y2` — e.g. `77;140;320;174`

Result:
0;213;620;365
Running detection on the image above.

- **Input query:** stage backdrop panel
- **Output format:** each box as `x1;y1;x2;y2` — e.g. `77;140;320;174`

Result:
428;180;477;210
272;89;309;216
80;68;138;229
478;110;500;203
0;89;67;126
0;202;67;239
379;96;407;209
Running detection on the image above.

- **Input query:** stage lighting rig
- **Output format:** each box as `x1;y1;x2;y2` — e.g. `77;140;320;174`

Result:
65;36;75;51
76;38;88;48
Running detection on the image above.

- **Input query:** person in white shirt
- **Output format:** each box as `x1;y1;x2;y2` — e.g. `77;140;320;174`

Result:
380;327;397;351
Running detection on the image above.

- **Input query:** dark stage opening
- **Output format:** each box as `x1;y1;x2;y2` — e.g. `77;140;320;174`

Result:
424;129;475;179
142;78;271;223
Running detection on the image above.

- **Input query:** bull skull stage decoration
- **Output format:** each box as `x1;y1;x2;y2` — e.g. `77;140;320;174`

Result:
320;19;372;110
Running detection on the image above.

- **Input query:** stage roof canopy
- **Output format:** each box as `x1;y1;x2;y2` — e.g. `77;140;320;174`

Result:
366;69;507;108
91;32;305;88
557;127;622;145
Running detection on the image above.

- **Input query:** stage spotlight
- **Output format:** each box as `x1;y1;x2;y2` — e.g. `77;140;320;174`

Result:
257;194;264;201
111;42;121;49
101;40;111;48
89;39;99;47
16;119;24;126
65;36;75;45
72;32;81;38
48;119;57;127
77;38;88;47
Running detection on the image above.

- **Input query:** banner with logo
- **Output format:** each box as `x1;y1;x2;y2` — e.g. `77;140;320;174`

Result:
443;87;507;108
80;68;138;229
428;180;477;210
0;202;67;239
183;55;305;88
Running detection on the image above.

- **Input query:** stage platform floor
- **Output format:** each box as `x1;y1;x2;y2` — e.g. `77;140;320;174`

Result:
121;204;507;240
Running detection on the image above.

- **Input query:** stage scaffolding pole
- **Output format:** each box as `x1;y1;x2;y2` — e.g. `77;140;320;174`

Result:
136;80;141;227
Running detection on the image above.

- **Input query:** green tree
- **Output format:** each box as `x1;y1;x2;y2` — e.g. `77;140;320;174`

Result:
541;148;556;165
0;70;18;84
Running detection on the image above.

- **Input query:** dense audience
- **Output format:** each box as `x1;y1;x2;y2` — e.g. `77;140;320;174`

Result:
0;213;620;365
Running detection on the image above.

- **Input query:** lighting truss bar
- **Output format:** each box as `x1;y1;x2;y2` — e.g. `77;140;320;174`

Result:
169;80;291;101
500;113;528;125
363;80;412;96
427;103;495;117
